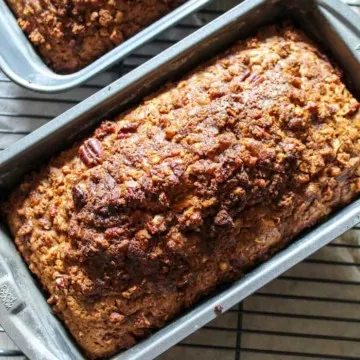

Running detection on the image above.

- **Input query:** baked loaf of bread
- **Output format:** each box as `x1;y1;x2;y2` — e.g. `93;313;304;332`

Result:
6;0;184;73
5;24;360;359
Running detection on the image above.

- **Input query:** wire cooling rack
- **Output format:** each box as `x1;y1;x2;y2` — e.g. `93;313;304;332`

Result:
1;1;360;359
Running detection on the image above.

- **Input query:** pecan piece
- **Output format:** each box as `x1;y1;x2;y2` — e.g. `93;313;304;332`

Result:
239;69;251;81
306;101;318;112
248;72;264;85
214;305;224;315
110;312;125;323
55;277;67;290
72;185;87;209
117;122;138;139
214;209;233;227
346;102;360;116
94;120;117;139
79;138;104;167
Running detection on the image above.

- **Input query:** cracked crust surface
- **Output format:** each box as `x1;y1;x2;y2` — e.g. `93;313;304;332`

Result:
5;24;360;359
6;0;184;73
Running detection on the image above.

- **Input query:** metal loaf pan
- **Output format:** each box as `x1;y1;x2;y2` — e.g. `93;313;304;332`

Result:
0;0;213;93
0;0;360;359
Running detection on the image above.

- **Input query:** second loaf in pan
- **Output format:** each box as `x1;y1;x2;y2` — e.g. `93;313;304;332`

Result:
5;24;360;358
6;0;185;73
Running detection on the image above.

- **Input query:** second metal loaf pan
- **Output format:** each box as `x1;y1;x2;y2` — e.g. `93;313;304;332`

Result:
0;0;213;92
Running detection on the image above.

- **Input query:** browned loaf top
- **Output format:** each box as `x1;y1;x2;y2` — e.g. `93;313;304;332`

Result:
5;24;360;359
6;0;184;73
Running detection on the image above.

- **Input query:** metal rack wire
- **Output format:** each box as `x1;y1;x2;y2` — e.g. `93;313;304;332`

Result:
0;1;359;359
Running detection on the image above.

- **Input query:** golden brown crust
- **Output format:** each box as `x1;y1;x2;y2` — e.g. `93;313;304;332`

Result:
5;24;360;359
6;0;184;73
